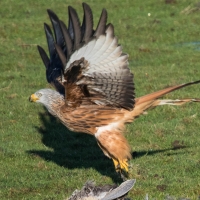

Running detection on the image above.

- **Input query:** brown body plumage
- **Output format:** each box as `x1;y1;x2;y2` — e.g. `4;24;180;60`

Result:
30;3;200;176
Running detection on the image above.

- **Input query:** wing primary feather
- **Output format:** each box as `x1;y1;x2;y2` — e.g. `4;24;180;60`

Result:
68;7;74;40
37;45;50;69
44;23;55;58
94;8;107;38
68;6;82;50
55;44;67;68
47;9;64;49
81;3;93;43
59;20;73;60
42;4;135;110
43;23;64;93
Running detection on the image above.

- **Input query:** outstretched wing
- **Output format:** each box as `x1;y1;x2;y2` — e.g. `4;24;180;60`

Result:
37;10;66;94
37;3;94;95
39;3;135;110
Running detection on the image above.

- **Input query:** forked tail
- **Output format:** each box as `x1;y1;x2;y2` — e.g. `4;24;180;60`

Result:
125;80;200;122
135;80;200;105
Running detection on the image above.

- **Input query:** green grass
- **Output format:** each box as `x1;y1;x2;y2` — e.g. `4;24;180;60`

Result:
0;0;200;199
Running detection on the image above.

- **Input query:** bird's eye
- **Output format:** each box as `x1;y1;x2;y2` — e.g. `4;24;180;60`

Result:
36;92;42;97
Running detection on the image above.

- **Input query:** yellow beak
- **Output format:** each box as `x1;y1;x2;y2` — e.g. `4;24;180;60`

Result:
29;94;39;102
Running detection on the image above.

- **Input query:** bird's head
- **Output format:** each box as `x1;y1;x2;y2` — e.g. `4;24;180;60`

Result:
29;89;64;106
29;88;65;116
29;89;65;117
29;89;49;104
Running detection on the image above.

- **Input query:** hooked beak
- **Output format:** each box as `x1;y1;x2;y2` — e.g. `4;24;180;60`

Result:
29;94;39;102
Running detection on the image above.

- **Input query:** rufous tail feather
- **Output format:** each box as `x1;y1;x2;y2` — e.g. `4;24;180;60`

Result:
135;80;200;105
124;80;200;122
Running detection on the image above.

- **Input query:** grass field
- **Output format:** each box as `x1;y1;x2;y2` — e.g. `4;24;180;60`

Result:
0;0;200;199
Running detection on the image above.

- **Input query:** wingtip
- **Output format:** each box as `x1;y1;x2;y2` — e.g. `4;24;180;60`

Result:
82;2;92;13
68;5;81;50
82;2;92;16
102;8;108;18
94;7;108;37
68;5;75;13
47;9;57;20
37;45;50;69
46;8;51;14
44;23;52;34
105;23;115;37
47;9;60;24
82;2;89;8
37;45;42;52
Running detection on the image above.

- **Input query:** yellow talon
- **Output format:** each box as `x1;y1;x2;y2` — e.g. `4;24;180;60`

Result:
112;158;129;173
119;159;129;172
112;158;120;172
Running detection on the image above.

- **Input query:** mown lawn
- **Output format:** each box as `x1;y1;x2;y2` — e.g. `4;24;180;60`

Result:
0;0;200;199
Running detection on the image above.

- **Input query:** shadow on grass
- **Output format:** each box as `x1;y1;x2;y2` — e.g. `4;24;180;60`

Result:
27;111;122;182
27;111;187;183
132;147;187;158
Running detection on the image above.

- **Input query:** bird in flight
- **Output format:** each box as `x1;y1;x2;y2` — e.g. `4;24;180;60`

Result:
29;2;200;177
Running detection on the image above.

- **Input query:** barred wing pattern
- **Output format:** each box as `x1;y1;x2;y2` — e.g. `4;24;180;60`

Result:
39;3;135;110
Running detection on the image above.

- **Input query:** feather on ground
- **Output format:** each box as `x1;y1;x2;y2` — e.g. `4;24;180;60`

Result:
67;179;135;200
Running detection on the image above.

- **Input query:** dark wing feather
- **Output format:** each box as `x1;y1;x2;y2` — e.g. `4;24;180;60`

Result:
37;23;64;94
38;3;135;110
47;9;65;50
68;6;82;50
59;20;73;60
37;45;50;69
54;44;67;68
44;23;55;59
81;3;93;43
94;8;107;37
61;17;134;110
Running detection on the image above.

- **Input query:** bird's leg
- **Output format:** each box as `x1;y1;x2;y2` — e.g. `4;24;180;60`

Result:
95;129;131;178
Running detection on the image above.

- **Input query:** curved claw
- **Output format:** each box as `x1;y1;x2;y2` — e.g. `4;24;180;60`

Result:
112;158;129;175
